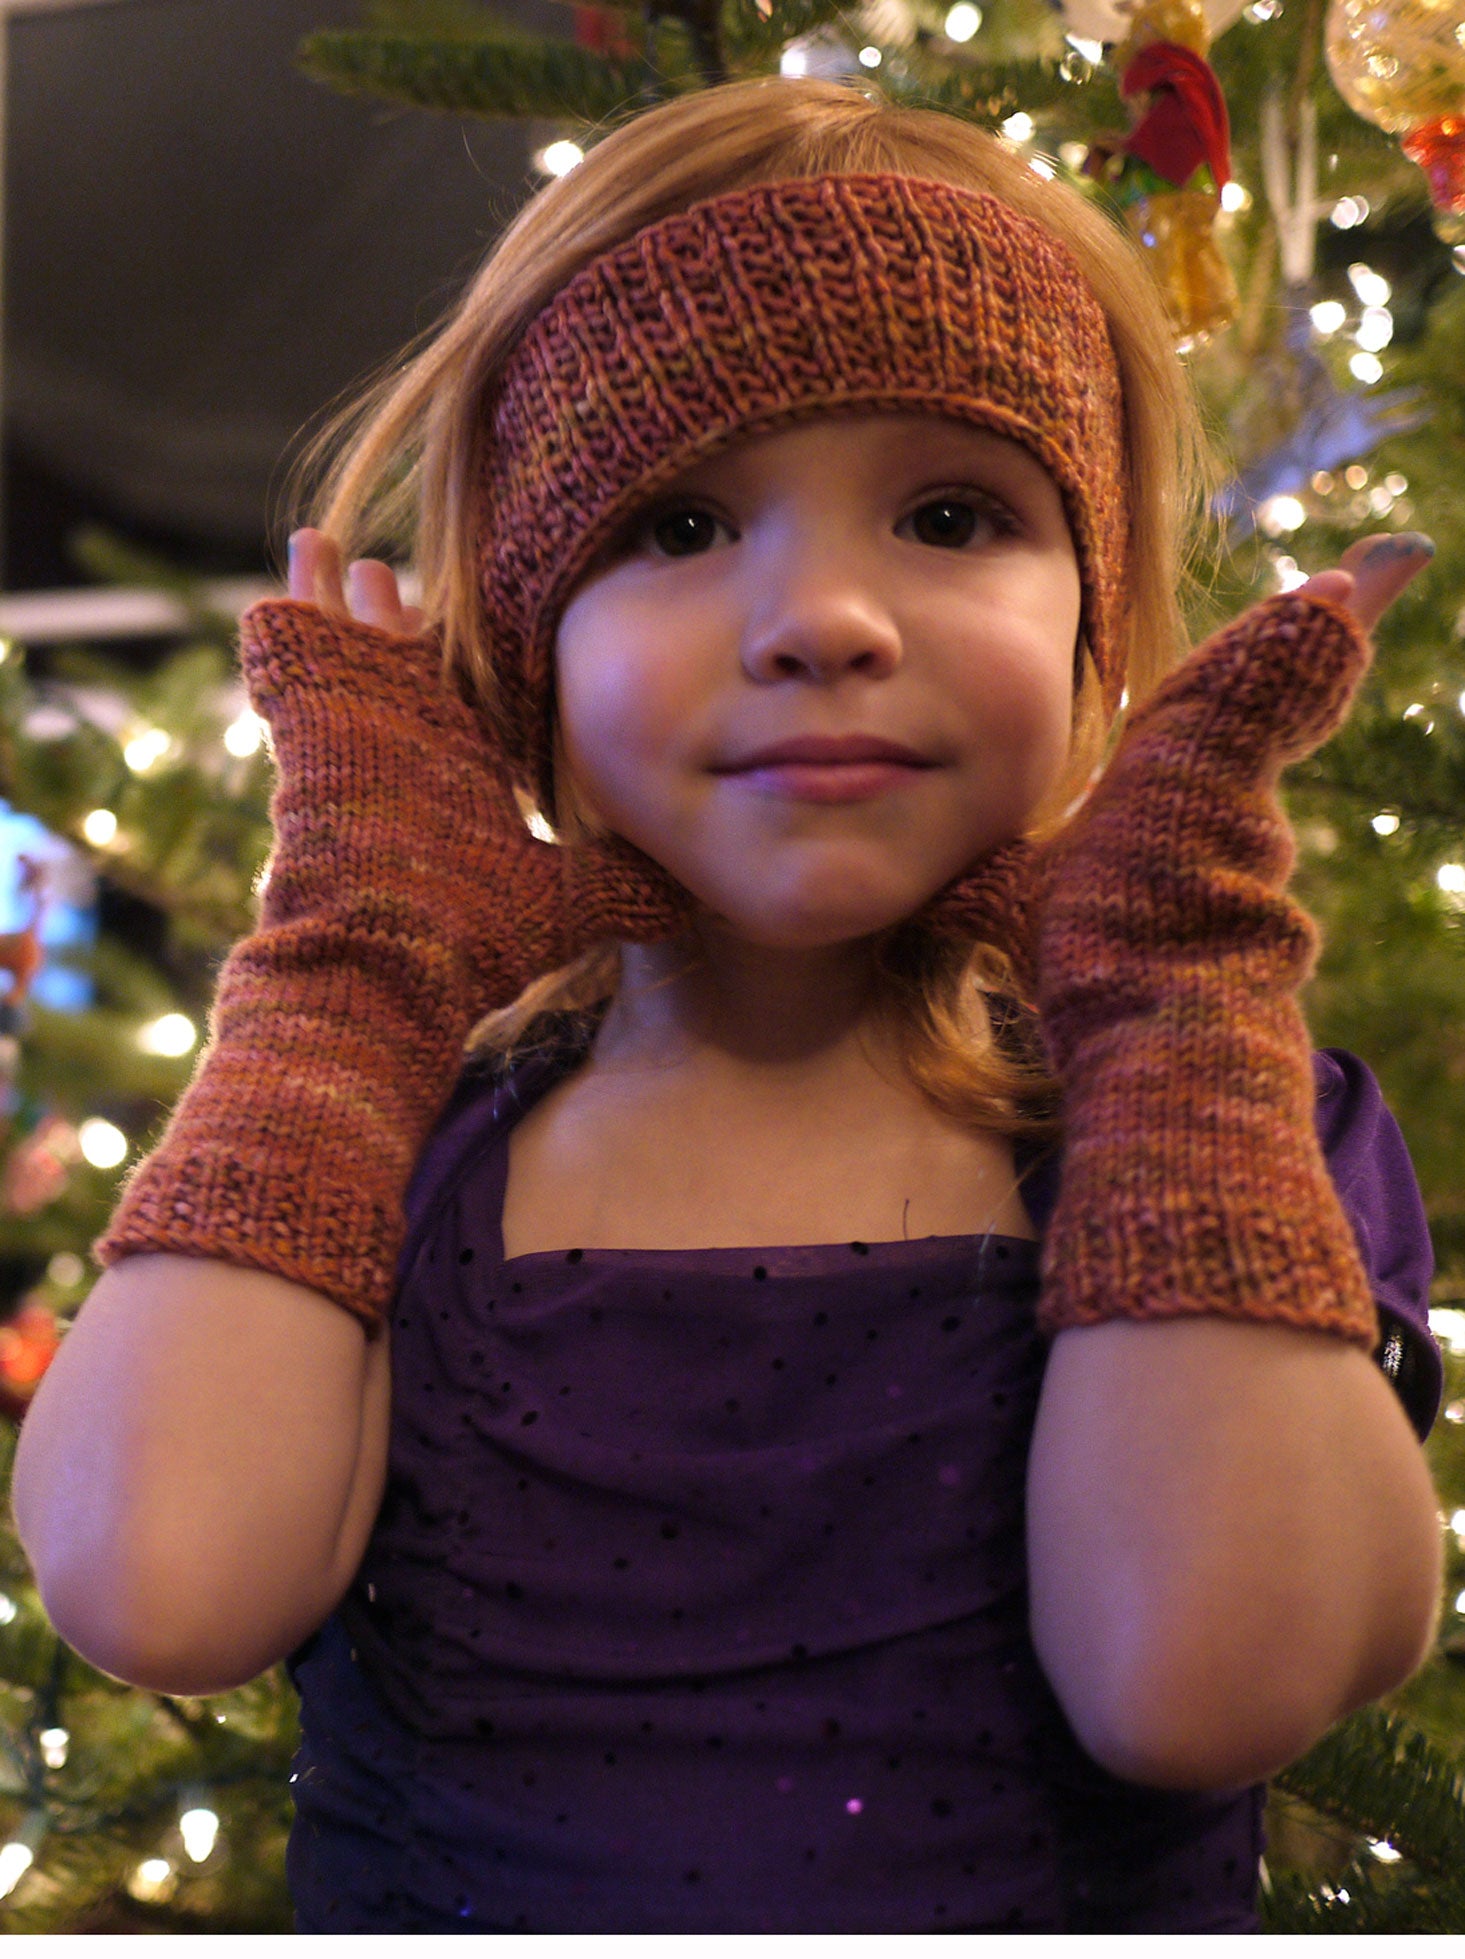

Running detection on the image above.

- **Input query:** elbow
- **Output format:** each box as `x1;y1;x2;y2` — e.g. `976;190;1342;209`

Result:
1046;1570;1444;1796
24;1530;341;1697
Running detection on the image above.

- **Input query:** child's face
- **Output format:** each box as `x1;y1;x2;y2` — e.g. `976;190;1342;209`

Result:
553;412;1082;949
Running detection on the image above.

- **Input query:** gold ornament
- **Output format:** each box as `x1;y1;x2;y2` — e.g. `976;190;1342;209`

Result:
1085;0;1240;346
1326;0;1465;235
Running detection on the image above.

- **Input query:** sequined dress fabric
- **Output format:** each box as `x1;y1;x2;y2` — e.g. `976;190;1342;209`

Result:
285;1019;1439;1933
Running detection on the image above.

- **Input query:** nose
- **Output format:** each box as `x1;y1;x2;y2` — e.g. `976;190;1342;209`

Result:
739;533;903;686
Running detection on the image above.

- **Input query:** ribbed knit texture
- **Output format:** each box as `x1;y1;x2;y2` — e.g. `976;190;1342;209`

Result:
478;173;1130;816
1030;591;1381;1347
92;601;686;1327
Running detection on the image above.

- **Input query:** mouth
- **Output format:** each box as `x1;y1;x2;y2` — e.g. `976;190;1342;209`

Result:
711;735;937;804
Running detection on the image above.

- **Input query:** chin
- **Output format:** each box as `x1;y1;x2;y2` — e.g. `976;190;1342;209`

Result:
694;883;938;952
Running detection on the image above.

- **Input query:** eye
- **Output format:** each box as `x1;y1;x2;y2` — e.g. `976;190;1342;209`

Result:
900;493;1014;550
634;503;731;559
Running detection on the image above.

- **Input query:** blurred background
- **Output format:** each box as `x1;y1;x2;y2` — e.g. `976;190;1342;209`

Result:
6;0;544;593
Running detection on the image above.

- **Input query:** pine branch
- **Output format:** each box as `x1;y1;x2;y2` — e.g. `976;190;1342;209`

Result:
1275;1705;1465;1875
297;27;664;121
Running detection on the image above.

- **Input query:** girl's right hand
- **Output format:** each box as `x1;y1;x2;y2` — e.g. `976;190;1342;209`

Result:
287;529;425;635
255;531;694;1010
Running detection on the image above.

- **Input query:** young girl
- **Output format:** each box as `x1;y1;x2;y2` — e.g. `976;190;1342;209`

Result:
12;77;1445;1934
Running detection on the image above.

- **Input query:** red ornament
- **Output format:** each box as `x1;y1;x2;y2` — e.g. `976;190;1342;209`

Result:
1401;115;1465;222
0;1297;60;1423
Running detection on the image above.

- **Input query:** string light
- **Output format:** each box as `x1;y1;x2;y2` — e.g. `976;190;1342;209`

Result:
126;1858;177;1904
0;1594;16;1626
1428;1306;1465;1352
81;808;118;847
1258;495;1307;535
180;1807;220;1863
943;2;981;39
534;141;583;177
0;1816;44;1901
1001;112;1035;143
122;728;173;774
1372;812;1401;835
1355;305;1394;351
858;45;881;65
136;1013;197;1058
38;1727;68;1770
1220;181;1251;212
1368;1839;1403;1864
1331;195;1370;228
1309;300;1347;334
223;710;267;758
77;1118;127;1170
1349;351;1384;384
1347;263;1391;307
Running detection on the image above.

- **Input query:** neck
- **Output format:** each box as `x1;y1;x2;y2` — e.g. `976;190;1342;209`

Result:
591;917;894;1083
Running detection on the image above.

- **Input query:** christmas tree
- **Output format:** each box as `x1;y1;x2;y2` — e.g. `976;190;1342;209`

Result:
3;0;1465;1928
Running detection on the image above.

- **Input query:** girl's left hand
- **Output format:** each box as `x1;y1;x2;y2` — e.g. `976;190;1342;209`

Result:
917;531;1434;988
1293;531;1433;632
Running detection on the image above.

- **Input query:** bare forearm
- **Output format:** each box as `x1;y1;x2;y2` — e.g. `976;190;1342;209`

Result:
12;1254;390;1693
1027;1316;1443;1790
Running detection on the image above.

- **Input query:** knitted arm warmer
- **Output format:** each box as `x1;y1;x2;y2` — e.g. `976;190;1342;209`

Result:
92;601;686;1330
1031;591;1380;1349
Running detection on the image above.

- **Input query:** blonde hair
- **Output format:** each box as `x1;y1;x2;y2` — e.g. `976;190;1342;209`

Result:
298;77;1211;1145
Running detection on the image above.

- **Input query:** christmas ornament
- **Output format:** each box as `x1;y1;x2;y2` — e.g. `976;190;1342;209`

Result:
1082;0;1239;345
1048;0;1246;56
0;1292;60;1423
572;5;637;60
1326;0;1465;237
1;1111;79;1216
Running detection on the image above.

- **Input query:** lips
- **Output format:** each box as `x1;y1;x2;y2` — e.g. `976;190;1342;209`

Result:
711;734;937;806
714;734;934;772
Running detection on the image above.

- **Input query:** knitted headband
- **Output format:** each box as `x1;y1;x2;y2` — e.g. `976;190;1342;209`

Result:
476;171;1131;817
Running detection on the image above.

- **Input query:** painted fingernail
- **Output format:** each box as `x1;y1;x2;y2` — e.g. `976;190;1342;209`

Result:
1365;532;1435;563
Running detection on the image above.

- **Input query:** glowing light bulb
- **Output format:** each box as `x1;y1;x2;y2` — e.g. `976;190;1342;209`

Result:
1350;351;1384;384
1355;305;1394;350
1348;262;1391;306
1331;195;1370;228
1372;811;1400;835
1309;299;1347;334
136;1013;197;1058
0;1842;33;1900
944;2;981;38
223;710;266;758
1220;180;1251;211
123;728;173;774
1429;1307;1465;1353
78;1118;127;1170
38;1727;68;1770
180;1807;219;1863
1001;112;1035;143
82;808;118;847
536;141;583;177
1258;494;1306;535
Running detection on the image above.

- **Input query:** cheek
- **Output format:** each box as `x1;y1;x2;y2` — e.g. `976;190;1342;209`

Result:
553;611;685;828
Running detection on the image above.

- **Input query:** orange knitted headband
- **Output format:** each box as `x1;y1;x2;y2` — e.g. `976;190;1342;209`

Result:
477;171;1131;816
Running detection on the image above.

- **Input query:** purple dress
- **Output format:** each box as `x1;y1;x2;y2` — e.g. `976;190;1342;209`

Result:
285;1016;1440;1933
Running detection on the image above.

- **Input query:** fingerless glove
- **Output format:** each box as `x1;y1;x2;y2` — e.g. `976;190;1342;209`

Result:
93;601;688;1330
1032;592;1380;1349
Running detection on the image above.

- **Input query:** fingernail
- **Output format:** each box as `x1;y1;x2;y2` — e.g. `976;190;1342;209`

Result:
1365;532;1435;563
